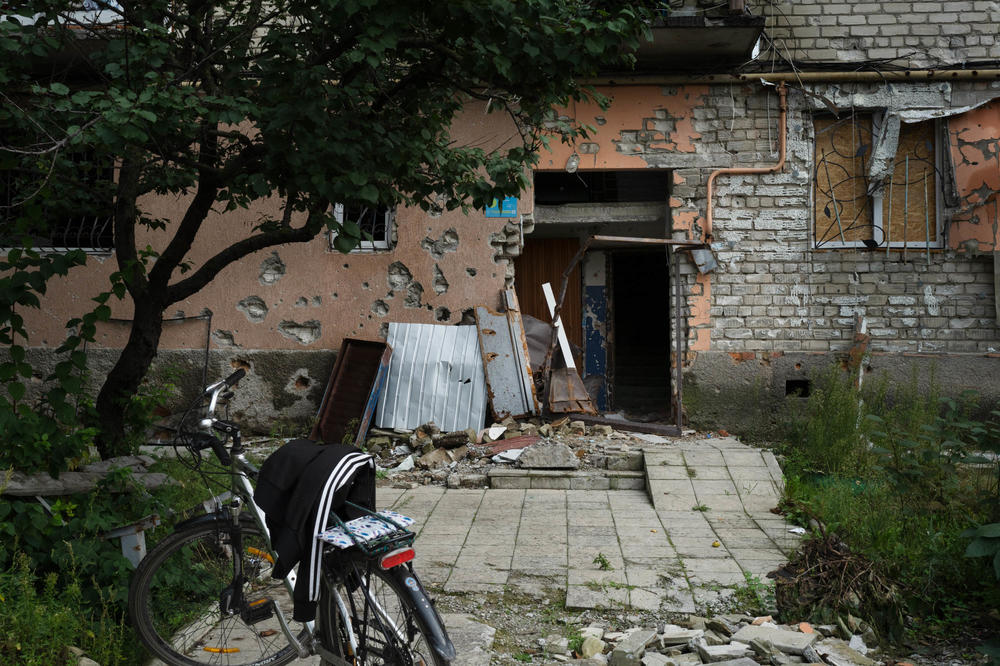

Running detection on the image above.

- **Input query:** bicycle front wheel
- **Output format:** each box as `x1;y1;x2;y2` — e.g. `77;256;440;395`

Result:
318;566;450;666
129;518;308;666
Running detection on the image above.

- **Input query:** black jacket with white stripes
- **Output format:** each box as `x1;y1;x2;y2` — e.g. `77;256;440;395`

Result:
254;439;375;621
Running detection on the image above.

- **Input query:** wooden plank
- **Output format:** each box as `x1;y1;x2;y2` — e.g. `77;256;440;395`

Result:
574;414;681;436
542;282;576;369
591;235;707;247
884;120;937;244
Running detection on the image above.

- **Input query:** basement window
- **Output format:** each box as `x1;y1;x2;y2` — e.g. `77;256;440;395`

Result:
813;113;941;250
328;202;394;253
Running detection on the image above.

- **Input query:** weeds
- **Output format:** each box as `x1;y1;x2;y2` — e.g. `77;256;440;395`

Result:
778;364;1000;645
592;552;613;570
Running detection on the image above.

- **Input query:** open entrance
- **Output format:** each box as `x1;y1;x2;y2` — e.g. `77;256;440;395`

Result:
610;250;671;415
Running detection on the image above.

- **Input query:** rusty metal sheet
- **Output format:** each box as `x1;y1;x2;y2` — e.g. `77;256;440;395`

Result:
475;292;539;420
375;323;487;432
311;338;392;446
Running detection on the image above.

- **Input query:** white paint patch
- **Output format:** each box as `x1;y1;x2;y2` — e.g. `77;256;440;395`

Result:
923;284;940;316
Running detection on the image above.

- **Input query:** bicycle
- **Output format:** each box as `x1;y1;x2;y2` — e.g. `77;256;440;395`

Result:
128;369;455;666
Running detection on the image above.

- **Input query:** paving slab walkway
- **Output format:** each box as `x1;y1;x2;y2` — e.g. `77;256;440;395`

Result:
377;436;803;616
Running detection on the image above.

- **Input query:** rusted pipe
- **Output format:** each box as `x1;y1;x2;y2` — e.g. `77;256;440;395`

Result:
704;82;786;242
583;69;1000;86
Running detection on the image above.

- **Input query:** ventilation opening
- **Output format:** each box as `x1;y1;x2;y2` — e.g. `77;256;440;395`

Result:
785;379;811;397
534;170;670;205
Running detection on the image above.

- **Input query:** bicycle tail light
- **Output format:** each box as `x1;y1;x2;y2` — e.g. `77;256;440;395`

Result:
380;547;415;569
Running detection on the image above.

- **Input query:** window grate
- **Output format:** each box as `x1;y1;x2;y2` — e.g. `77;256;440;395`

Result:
329;203;393;252
1;149;115;253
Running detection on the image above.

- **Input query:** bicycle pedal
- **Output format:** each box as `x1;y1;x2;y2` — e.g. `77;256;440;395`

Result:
240;597;276;624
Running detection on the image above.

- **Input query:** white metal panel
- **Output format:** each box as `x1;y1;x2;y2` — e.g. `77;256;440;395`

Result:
375;323;487;432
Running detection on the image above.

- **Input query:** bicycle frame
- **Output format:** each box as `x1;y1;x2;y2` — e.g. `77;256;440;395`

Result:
182;371;452;665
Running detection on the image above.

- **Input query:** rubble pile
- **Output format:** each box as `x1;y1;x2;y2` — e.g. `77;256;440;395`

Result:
363;416;647;488
538;615;883;666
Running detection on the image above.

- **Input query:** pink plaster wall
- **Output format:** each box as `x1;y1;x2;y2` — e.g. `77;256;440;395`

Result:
19;105;526;352
948;99;1000;252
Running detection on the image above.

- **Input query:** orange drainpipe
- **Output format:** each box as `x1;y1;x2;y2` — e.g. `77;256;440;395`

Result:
705;82;787;242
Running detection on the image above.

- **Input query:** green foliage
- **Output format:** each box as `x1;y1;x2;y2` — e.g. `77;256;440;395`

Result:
731;571;775;616
784;364;872;476
0;246;101;476
962;523;1000;580
780;364;1000;642
0;0;657;452
0;457;222;663
0;550;134;665
592;552;613;571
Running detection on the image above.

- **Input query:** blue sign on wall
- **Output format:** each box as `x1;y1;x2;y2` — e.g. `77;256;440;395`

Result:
485;196;518;218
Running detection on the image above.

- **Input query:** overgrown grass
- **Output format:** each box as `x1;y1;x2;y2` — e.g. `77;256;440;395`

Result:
0;450;229;663
775;365;1000;647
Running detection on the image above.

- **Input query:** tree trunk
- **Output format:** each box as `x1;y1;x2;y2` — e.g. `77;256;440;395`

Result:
93;298;165;459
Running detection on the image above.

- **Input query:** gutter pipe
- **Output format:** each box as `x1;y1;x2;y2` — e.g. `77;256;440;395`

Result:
704;82;787;243
583;68;1000;86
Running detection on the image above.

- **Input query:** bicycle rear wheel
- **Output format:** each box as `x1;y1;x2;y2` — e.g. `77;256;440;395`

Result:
318;565;450;666
129;518;308;666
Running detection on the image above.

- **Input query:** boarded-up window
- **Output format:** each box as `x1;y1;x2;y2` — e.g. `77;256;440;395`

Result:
813;114;938;249
814;114;875;245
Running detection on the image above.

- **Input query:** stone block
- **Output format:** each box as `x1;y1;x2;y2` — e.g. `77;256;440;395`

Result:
488;475;530;489
570;475;612;490
518;442;579;469
530;475;571;490
730;625;818;655
609;629;658;666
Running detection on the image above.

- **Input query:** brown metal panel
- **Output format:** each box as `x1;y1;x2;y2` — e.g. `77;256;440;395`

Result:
513;238;583;348
311;338;392;446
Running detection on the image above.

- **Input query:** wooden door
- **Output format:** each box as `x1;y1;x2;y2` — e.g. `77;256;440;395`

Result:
513;238;583;348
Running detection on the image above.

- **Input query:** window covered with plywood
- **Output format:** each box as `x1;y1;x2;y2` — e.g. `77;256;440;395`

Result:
813;113;940;250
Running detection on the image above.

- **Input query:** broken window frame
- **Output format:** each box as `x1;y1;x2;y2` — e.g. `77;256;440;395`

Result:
327;202;395;253
812;110;944;251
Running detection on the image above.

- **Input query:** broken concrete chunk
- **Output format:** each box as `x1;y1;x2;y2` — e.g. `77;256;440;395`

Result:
813;638;877;666
517;441;580;469
639;653;671;666
731;625;818;656
693;638;753;663
657;626;703;646
608;629;657;666
386;455;414;474
581;636;606;659
542;635;571;656
435;430;471;449
418;448;451;469
491;448;524;464
702;659;759;666
703;630;728;646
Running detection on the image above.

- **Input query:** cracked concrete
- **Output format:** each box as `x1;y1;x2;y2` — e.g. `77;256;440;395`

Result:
372;437;799;617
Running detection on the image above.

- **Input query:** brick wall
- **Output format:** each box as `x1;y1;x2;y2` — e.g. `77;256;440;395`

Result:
666;82;999;359
758;0;1000;68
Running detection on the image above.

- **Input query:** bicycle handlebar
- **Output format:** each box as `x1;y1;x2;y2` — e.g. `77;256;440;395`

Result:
223;368;246;388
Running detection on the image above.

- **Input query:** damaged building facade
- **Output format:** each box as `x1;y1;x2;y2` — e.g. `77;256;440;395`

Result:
14;0;1000;431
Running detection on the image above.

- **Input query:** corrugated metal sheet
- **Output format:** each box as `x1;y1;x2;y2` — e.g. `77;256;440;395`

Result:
375;323;487;432
474;291;539;420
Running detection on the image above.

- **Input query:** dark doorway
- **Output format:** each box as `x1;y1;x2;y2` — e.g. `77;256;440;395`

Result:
611;251;671;415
